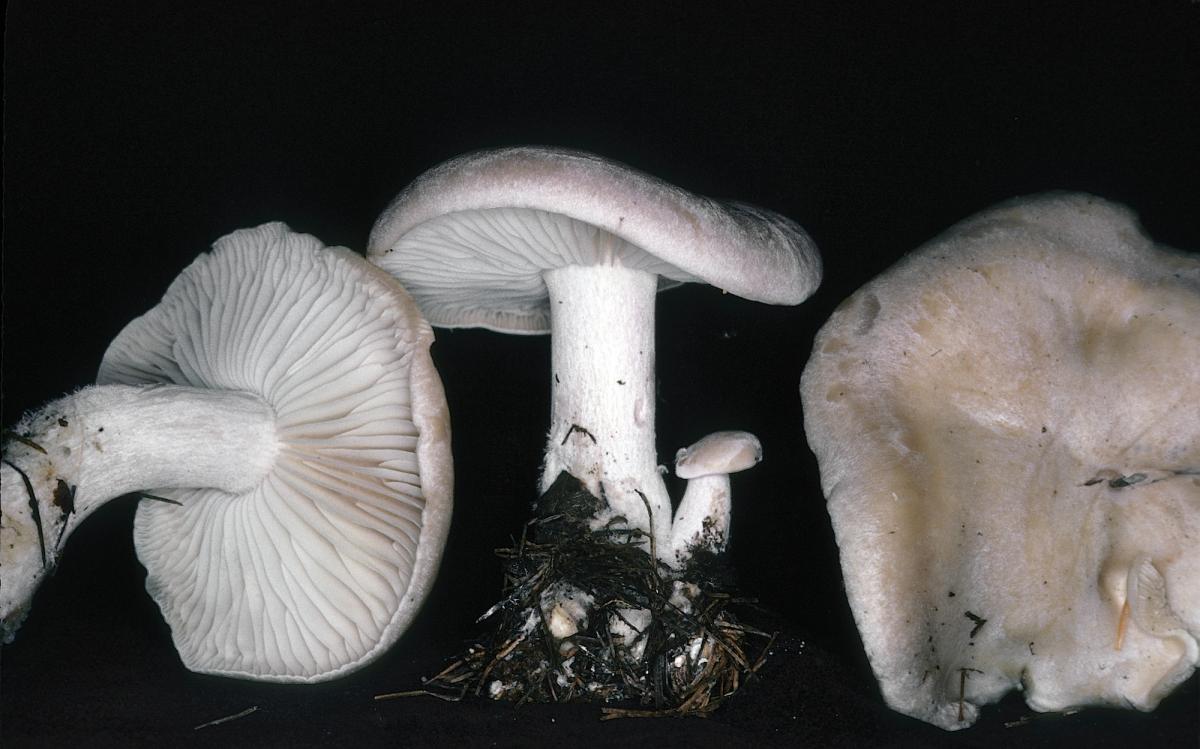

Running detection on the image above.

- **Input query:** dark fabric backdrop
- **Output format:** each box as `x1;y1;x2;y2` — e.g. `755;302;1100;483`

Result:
3;2;1196;746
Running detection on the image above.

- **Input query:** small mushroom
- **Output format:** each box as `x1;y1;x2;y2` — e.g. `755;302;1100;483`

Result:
368;146;820;563
670;430;763;565
1;223;453;682
800;193;1199;729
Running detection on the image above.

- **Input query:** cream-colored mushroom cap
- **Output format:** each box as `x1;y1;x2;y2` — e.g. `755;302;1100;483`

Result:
97;223;453;683
800;193;1199;729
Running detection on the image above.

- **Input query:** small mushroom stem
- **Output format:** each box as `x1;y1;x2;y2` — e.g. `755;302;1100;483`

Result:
668;473;732;566
1;383;277;639
540;263;672;557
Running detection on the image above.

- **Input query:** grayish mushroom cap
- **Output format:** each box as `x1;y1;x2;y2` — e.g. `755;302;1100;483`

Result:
367;146;821;332
98;223;453;683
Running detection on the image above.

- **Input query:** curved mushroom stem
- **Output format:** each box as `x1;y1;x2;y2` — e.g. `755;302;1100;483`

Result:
540;264;672;557
1;383;277;640
668;473;733;567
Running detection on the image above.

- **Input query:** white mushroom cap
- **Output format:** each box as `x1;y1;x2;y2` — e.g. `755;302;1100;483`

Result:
800;193;1199;729
674;430;763;480
96;223;453;683
367;146;821;332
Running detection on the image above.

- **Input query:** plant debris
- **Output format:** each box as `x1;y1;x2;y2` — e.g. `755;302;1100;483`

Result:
193;705;260;730
1;457;47;568
964;611;987;639
1004;707;1081;728
1;431;47;455
52;479;76;548
389;472;775;718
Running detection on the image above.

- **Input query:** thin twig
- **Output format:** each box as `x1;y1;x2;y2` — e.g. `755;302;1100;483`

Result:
2;459;46;568
374;689;464;703
634;489;655;563
137;492;183;506
747;632;778;675
193;706;260;730
2;431;47;454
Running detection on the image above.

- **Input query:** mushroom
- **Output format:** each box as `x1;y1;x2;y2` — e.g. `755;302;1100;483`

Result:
1;223;453;683
800;193;1199;729
670;430;763;565
367;146;820;566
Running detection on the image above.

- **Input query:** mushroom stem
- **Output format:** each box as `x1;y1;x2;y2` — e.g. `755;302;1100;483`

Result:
669;474;732;563
1;383;277;639
540;263;671;556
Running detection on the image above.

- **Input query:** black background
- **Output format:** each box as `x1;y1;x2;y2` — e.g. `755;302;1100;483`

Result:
2;2;1197;747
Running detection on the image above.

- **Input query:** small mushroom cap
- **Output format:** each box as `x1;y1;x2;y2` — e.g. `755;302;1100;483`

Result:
675;431;763;480
98;223;453;683
367;146;821;333
800;193;1199;728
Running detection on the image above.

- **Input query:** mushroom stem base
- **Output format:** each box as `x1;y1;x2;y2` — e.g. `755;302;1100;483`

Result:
669;474;732;566
407;472;773;714
541;264;670;556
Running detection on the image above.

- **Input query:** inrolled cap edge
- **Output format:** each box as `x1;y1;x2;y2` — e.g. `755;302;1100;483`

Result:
367;147;822;321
